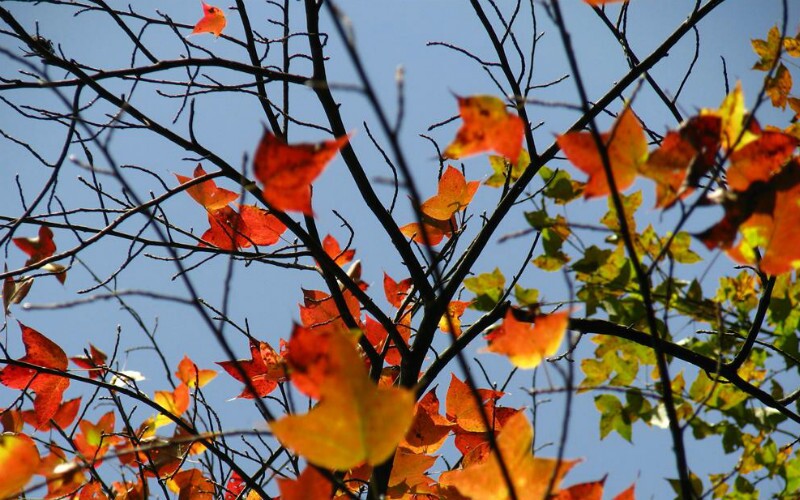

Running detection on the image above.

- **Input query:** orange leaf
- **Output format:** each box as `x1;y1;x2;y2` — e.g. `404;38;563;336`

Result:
439;300;470;337
420;166;480;220
300;288;361;336
614;483;636;500
74;411;118;465
22;396;81;431
0;433;40;499
445;374;508;434
253;130;349;215
726;131;798;191
278;465;334;500
399;215;457;246
484;309;570;369
238;204;287;246
322;234;355;267
285;323;336;399
387;447;437;496
216;339;286;399
154;383;190;428
557;106;647;198
698;157;800;275
443;95;524;163
271;331;415;470
175;164;238;211
191;2;226;37
383;273;412;309
439;411;579;499
401;389;454;454
0;322;69;427
552;477;606;500
169;468;215;500
175;355;217;388
13;226;56;265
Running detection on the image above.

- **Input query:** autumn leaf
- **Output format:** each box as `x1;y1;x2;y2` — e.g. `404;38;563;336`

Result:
191;2;226;37
614;484;637;500
271;331;415;470
217;338;286;399
363;315;410;367
0;433;40;499
322;234;355;267
420;166;480;220
699;157;800;275
439;411;579;499
201;206;249;250
443;95;524;163
557;105;648;198
176;355;217;388
0;322;69;427
277;465;334;500
300;288;361;337
552;477;606;500
154;383;190;428
70;344;108;380
439;300;470;337
765;63;793;109
253;130;349;215
387;447;437;497
74;411;119;465
383;272;412;308
752;25;782;71
13;226;56;265
401;389;454;454
3;275;34;315
725;131;798;190
21;396;81;431
399;215;458;246
485;309;570;369
168;468;215;500
175;164;238;211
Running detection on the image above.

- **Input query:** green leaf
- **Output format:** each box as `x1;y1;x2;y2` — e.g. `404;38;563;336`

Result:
539;166;584;204
485;150;530;188
595;394;632;442
464;268;505;311
513;284;539;307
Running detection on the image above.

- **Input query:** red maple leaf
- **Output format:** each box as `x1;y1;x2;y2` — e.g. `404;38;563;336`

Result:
0;322;70;427
253;131;349;215
217;339;286;398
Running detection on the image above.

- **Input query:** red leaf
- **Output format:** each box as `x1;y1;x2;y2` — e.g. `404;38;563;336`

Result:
238;204;286;246
22;397;81;431
399;215;458;246
322;234;355;267
74;411;119;466
70;344;108;380
191;2;226;37
201;206;249;250
278;466;334;500
217;339;286;399
0;322;69;427
383;272;412;309
13;226;56;265
253;131;349;215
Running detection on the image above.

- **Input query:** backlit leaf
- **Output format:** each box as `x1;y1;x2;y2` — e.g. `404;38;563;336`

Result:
557;106;648;198
74;411;119;465
0;433;40;499
420;166;480;220
0;322;69;427
13;226;57;266
217;338;286;399
443;95;524;163
21;397;81;431
383;272;412;308
322;234;355;267
175;164;238;211
401;389;454;454
253;130;349;215
238;204;287;246
271;331;415;470
278;465;334;500
191;3;226;37
175;355;217;388
484;309;570;369
439;411;579;499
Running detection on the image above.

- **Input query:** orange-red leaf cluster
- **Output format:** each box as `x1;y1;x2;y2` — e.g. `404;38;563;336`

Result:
191;2;226;37
443;95;524;163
